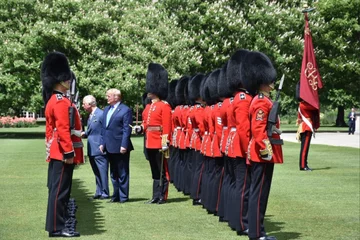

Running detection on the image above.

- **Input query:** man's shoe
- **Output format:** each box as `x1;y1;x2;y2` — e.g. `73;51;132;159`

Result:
119;199;128;203
49;228;80;238
193;199;202;206
108;198;120;203
300;167;312;171
145;198;159;204
157;199;166;204
99;196;109;200
88;195;101;200
237;229;249;236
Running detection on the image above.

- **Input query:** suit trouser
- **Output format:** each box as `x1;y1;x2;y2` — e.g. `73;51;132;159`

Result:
108;153;130;201
349;121;355;134
46;160;74;232
299;131;312;169
146;149;169;200
89;155;109;197
248;162;274;239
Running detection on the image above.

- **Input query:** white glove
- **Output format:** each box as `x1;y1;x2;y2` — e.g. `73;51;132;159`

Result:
162;145;169;151
71;129;82;137
134;125;142;134
261;153;273;161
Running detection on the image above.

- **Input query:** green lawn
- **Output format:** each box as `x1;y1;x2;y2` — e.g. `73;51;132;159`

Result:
0;136;359;240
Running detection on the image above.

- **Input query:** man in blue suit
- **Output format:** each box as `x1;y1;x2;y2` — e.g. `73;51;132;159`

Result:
82;95;109;200
100;88;134;203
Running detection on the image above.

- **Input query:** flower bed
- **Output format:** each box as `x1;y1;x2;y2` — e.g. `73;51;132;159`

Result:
0;116;38;128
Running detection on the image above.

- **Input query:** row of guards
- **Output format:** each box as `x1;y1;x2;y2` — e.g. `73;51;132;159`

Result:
135;5;322;240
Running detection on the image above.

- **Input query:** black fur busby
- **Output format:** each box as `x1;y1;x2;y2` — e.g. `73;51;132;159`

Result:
146;63;168;100
188;74;205;104
166;79;178;109
295;81;301;102
200;74;209;104
141;92;151;108
240;51;277;95
218;61;233;99
205;69;220;105
175;76;189;105
41;51;72;104
227;49;250;92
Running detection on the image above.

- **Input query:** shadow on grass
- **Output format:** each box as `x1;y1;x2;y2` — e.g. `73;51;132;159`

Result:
312;167;332;171
127;197;148;203
71;179;106;236
265;215;302;240
166;197;190;203
0;132;44;139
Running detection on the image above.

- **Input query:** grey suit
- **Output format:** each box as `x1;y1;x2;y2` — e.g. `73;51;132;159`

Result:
85;107;109;198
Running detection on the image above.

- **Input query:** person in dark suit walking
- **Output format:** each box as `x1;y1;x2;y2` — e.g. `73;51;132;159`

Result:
348;108;356;135
100;88;134;203
82;95;109;200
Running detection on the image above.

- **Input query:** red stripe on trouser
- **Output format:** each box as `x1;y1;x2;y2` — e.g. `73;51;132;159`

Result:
54;165;65;231
240;165;249;230
301;132;311;168
216;168;225;211
196;162;205;199
163;159;170;200
256;165;266;237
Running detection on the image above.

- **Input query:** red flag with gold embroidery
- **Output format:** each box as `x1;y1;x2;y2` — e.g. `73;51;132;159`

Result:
300;13;323;110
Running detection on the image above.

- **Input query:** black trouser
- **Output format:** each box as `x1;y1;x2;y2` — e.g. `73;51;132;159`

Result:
349;120;356;134
248;162;274;239
299;131;312;169
46;160;74;232
146;149;169;200
190;151;205;200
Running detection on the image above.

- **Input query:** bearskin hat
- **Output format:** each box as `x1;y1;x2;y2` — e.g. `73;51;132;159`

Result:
204;69;220;105
295;81;301;102
41;51;72;104
227;49;250;92
188;74;205;105
240;51;277;95
145;63;168;100
175;76;189;105
218;61;232;99
141;92;151;108
166;79;178;109
200;73;209;104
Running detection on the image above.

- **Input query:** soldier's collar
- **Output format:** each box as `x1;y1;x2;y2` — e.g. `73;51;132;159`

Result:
53;90;65;96
258;91;270;97
151;98;160;103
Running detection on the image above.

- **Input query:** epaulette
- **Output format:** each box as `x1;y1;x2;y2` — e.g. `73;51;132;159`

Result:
56;94;63;100
258;93;264;99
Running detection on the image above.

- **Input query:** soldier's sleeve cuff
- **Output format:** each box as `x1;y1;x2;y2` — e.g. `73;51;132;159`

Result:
64;151;75;159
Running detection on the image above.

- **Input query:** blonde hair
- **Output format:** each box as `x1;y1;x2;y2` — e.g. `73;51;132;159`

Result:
106;88;121;101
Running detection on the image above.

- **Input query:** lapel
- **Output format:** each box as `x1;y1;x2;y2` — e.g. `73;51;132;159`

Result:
107;103;122;127
88;108;98;129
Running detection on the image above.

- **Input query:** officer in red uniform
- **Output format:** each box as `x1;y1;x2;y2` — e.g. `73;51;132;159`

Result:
41;52;82;238
135;63;172;204
296;83;320;171
245;51;283;240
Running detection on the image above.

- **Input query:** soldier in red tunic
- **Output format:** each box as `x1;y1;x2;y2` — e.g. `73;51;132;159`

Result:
296;82;320;171
41;52;82;238
245;51;283;240
135;63;172;204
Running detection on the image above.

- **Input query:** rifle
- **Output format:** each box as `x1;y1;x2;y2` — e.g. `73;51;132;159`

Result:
69;76;79;131
266;74;284;145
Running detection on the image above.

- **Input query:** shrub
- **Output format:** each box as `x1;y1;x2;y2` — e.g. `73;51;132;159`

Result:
0;116;37;128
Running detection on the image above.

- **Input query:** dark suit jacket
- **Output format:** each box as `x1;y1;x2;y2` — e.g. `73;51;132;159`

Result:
86;107;105;157
101;102;134;154
348;112;356;122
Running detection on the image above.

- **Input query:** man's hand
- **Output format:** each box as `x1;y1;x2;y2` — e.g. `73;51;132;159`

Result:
120;147;127;154
63;157;74;164
99;145;104;153
162;145;169;151
71;129;82;137
81;131;86;138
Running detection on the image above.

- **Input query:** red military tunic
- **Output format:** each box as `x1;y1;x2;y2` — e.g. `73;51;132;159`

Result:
297;101;320;134
201;106;212;155
210;103;222;157
142;100;172;149
172;106;182;148
219;98;231;153
247;93;283;164
232;91;253;158
178;105;189;150
185;106;193;148
225;97;238;157
45;92;83;164
189;104;205;151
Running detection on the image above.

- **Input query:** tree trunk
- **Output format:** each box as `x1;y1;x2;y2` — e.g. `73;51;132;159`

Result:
336;106;346;127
